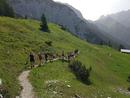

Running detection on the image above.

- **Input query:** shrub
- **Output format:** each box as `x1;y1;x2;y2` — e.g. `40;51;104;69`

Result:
40;13;49;32
128;87;130;91
69;60;92;85
45;41;52;46
127;75;130;92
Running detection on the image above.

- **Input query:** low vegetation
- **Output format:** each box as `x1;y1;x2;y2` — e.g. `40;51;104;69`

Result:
0;17;130;98
69;60;92;85
127;75;130;91
45;40;53;46
127;75;130;82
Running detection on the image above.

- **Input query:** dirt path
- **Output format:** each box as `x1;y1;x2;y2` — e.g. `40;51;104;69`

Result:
18;70;35;98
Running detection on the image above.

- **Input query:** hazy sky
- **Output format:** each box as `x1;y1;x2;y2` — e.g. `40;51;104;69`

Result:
53;0;130;20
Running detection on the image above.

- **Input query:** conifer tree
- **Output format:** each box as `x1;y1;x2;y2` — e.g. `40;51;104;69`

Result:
0;0;15;17
40;13;49;32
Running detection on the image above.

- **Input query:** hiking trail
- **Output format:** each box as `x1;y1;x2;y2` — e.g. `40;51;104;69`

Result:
18;70;35;98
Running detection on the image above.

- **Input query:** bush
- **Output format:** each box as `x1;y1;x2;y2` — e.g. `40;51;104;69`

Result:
128;87;130;91
69;60;92;85
40;13;49;32
45;41;52;46
127;75;130;92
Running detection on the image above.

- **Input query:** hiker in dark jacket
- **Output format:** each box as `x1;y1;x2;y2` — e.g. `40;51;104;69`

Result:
45;53;48;62
29;52;35;69
61;51;65;62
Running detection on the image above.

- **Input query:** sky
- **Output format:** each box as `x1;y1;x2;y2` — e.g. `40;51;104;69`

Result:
53;0;130;20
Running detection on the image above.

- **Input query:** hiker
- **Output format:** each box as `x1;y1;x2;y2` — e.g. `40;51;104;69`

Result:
56;53;60;60
38;52;44;67
67;53;71;62
52;53;57;60
61;51;65;62
29;52;35;69
45;53;48;62
67;51;75;62
48;53;54;62
74;49;80;55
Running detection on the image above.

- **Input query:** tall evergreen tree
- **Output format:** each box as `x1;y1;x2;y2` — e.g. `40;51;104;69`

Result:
0;0;15;17
40;13;49;32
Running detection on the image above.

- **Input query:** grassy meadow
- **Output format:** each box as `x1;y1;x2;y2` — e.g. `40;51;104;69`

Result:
0;17;130;98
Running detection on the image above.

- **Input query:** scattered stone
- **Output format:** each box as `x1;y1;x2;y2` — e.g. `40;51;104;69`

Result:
45;80;59;84
48;83;52;87
94;96;97;98
0;94;3;98
74;94;81;98
16;96;20;98
107;97;111;98
67;85;71;88
59;91;63;95
114;87;130;95
53;91;58;94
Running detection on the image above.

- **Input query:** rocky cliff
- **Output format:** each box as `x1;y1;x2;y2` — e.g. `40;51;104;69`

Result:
8;0;104;44
95;10;130;48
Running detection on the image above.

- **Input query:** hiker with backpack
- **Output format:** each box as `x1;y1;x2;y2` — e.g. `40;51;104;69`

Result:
29;52;35;69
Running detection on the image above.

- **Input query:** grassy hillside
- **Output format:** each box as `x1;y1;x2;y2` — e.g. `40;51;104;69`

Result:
0;17;130;98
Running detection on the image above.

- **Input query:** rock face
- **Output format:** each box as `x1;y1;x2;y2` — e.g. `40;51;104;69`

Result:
108;10;130;29
95;10;130;48
8;0;104;44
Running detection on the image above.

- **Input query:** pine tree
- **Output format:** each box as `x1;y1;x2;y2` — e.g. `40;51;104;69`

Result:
0;0;15;17
40;13;49;32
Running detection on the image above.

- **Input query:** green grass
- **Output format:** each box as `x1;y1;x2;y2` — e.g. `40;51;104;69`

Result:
0;17;130;98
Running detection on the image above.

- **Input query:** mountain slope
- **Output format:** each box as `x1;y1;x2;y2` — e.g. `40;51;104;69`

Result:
8;0;105;44
108;10;130;29
95;10;130;49
0;17;130;98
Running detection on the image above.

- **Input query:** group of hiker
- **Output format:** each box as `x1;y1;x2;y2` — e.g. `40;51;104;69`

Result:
28;49;80;68
0;50;80;97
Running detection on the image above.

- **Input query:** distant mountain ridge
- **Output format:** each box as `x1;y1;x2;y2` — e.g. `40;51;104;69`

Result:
7;0;130;49
8;0;105;44
107;10;130;28
95;10;130;49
